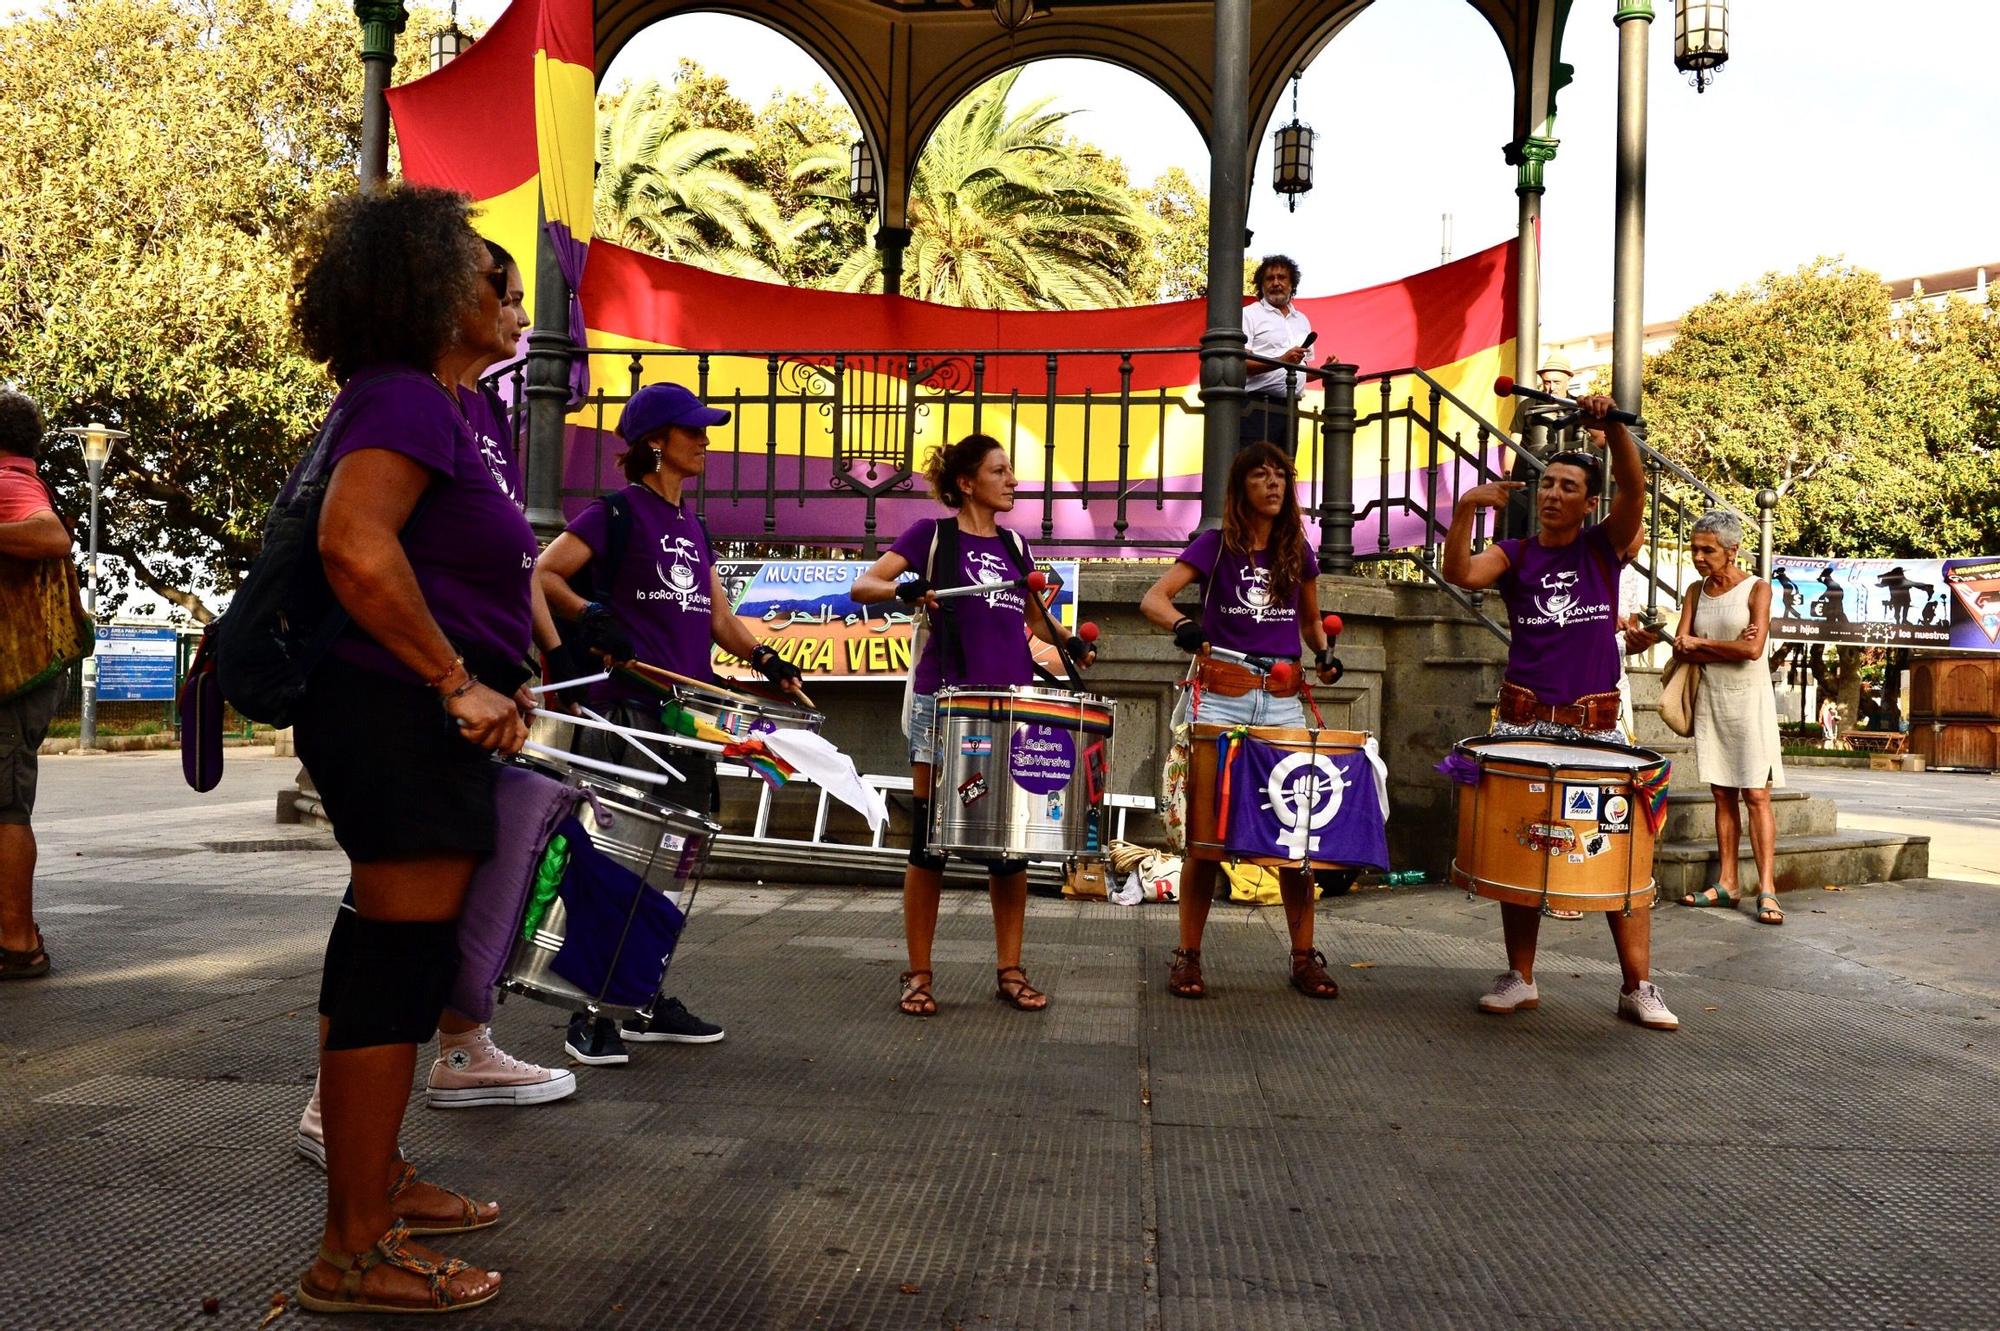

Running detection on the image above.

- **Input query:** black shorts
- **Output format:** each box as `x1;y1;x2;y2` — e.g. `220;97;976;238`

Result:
295;656;506;864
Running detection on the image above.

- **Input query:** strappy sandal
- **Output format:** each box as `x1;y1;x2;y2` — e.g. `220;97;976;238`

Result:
0;928;49;981
1167;948;1205;999
1755;893;1785;926
1289;948;1340;1000
995;965;1048;1011
897;970;936;1017
1678;885;1738;909
389;1161;499;1237
295;1220;500;1315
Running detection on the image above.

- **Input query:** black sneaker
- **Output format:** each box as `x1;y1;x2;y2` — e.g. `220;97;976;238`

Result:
621;996;724;1044
563;1013;630;1066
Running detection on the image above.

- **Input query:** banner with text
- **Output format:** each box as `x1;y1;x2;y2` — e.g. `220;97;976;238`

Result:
1769;556;2000;653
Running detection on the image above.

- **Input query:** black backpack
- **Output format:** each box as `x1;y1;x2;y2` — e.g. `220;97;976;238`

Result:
208;371;437;727
562;489;633;613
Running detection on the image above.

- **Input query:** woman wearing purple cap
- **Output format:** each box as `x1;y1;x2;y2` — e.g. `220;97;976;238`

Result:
1139;442;1343;1001
536;380;804;1063
289;186;530;1314
853;434;1096;1017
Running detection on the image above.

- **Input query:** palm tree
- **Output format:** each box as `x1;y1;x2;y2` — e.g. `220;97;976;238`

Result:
829;70;1158;310
593;81;821;282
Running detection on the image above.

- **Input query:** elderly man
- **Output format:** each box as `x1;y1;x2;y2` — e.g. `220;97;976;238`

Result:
0;389;76;981
1240;254;1314;452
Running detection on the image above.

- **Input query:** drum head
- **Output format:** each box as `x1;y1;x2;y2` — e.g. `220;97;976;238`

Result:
1455;734;1664;772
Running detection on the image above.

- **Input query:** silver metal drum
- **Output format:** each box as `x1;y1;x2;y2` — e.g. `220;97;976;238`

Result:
928;686;1115;861
500;773;719;1018
669;682;824;739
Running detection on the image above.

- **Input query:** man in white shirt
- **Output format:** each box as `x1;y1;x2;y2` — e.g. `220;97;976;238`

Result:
1241;254;1312;451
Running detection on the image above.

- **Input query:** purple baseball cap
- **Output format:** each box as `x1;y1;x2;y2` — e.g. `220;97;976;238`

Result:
616;383;731;443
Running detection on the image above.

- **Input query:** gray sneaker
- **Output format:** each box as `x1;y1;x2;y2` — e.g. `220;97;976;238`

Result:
1617;980;1679;1031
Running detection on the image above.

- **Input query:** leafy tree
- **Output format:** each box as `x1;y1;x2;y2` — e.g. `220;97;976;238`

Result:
1133;166;1212;303
0;0;468;620
828;69;1158;310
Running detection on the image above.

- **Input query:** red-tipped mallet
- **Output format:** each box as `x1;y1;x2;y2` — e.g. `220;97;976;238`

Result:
1078;621;1099;643
1267;660;1296;688
1026;569;1050;593
1322;613;1344;639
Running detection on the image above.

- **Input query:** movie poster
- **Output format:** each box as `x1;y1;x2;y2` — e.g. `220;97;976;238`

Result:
1768;556;2000;653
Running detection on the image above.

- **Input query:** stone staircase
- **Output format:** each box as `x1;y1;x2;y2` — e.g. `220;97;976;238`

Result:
1627;664;1929;895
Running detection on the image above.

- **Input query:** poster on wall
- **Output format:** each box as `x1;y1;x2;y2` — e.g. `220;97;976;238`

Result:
711;559;1081;683
1769;556;2000;654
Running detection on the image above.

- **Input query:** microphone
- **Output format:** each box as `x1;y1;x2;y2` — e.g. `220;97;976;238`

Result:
1300;331;1319;352
1494;376;1641;426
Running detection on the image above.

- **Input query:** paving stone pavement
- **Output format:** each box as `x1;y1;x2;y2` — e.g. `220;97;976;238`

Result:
1;753;1996;1330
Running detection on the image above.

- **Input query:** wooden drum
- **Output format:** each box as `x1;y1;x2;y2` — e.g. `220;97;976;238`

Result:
1186;723;1379;869
1449;735;1666;913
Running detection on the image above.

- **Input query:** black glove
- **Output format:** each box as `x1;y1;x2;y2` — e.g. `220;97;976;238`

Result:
750;643;804;688
1060;634;1095;667
1315;646;1344;683
540;641;585;705
894;575;932;605
572;602;634;662
1172;618;1207;654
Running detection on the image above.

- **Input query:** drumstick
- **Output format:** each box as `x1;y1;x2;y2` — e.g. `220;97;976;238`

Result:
929;570;1053;602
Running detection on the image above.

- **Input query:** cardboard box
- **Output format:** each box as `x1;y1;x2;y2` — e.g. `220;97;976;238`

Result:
1868;753;1898;771
1063;860;1108;899
1898;754;1926;773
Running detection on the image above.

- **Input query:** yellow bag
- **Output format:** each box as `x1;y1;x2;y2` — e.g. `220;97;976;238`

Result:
1221;861;1324;905
0;550;93;703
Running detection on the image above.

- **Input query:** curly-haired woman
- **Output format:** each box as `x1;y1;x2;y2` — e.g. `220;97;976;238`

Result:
852;434;1095;1016
288;185;536;1315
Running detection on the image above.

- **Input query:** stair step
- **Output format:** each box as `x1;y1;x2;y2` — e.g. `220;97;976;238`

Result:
1651;830;1929;897
1661;791;1838;842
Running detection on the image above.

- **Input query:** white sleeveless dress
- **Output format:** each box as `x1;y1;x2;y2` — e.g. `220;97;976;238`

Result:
1691;575;1786;790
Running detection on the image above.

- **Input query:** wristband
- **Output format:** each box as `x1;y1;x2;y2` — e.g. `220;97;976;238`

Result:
441;673;481;706
424;654;466;693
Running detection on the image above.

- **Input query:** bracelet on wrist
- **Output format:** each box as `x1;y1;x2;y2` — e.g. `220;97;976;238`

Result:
441;673;481;705
424;654;466;692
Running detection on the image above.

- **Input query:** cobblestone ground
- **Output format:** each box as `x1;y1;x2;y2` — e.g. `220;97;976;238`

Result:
1;753;1995;1330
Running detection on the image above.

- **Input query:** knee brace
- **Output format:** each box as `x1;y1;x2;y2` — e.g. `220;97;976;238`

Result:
982;858;1029;878
907;799;947;872
322;917;461;1052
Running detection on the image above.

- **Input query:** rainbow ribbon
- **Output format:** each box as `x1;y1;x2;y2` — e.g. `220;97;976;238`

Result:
1632;761;1673;834
722;738;795;790
1210;728;1247;843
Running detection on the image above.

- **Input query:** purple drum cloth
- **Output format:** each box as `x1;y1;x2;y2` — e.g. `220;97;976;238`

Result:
450;764;582;1022
549;815;687;1007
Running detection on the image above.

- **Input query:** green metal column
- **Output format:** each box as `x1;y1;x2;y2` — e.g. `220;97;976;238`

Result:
1196;0;1252;534
353;0;408;189
1612;2;1653;412
1513;137;1557;387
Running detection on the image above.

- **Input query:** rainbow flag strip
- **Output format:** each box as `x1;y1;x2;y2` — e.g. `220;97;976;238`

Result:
1633;761;1674;834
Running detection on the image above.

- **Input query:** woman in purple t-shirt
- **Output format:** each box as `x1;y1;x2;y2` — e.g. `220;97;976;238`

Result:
1138;442;1343;1002
290;187;529;1313
1441;395;1678;1034
854;434;1095;1017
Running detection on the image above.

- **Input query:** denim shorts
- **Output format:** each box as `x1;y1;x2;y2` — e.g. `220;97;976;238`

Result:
907;691;940;766
1179;685;1306;730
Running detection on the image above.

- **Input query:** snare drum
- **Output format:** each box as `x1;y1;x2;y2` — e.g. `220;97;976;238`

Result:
928;686;1115;861
1185;724;1384;870
499;772;720;1017
669;681;824;740
1449;735;1666;913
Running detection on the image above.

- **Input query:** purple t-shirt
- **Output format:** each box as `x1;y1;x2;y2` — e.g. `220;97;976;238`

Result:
1494;524;1627;704
325;368;537;682
888;517;1036;694
567;483;715;702
1177;528;1318;658
459;385;523;512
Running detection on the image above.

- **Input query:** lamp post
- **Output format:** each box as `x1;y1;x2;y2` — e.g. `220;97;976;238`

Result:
60;421;126;753
1270;73;1314;214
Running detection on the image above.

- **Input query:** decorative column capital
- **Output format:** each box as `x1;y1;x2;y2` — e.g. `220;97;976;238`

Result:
1516;135;1559;193
354;0;408;55
1613;1;1655;23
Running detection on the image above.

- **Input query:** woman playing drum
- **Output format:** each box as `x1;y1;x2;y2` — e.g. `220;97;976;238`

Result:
853;434;1096;1016
1139;442;1343;1001
1440;395;1679;1031
535;381;806;1063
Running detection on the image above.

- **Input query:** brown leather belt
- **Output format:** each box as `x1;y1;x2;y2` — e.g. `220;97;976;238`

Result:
1197;655;1300;698
1497;681;1620;732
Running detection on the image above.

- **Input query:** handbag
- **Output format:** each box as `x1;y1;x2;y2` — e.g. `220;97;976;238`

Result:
0;481;93;704
1658;656;1702;737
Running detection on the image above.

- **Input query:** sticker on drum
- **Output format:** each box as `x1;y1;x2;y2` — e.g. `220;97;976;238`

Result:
1601;794;1631;832
1045;794;1062;821
1560;785;1599;820
958;772;989;807
1583;831;1611;857
960;734;993;756
1524;822;1574;853
1528;782;1546;793
1008;724;1075;795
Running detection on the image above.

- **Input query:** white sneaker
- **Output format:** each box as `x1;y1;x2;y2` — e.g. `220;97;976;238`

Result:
1618;980;1680;1031
1477;970;1540;1014
427;1027;579;1108
296;1076;326;1169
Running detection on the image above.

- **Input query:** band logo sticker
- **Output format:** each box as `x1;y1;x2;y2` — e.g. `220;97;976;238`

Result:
1524;822;1575;855
959;734;992;757
1008;723;1076;796
1600;793;1631;833
957;773;988;807
1560;785;1600;821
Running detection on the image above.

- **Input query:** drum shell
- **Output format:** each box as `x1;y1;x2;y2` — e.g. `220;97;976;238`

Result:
1449;737;1661;912
500;776;719;1016
1186;723;1375;869
673;684;824;739
928;687;1114;861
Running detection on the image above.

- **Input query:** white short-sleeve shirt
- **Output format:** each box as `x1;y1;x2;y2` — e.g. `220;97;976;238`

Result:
1242;298;1313;397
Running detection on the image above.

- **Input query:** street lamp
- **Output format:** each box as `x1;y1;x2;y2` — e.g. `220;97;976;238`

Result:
60;421;126;752
848;139;878;212
992;0;1042;31
429;0;471;71
1674;0;1729;93
1271;73;1314;213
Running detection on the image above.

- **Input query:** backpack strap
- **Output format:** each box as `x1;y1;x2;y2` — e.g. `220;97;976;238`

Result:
926;517;969;684
596;490;633;601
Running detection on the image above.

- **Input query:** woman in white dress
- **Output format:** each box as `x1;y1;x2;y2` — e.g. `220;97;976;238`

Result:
1671;511;1787;924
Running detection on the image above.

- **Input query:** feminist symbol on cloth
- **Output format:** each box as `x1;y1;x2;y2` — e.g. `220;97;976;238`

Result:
1259;752;1351;859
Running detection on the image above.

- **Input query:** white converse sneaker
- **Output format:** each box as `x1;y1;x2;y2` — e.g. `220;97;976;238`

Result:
296;1075;326;1168
1618;980;1680;1031
1477;970;1540;1014
427;1027;578;1108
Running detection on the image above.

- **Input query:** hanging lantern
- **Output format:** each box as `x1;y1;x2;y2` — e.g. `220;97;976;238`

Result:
429;1;471;70
1271;73;1313;213
1674;0;1729;93
993;0;1041;31
848;139;878;211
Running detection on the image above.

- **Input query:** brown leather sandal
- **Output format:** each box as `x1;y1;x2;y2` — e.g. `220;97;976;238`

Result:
389;1160;499;1237
1289;948;1340;1000
0;928;49;981
994;965;1048;1011
295;1220;500;1315
897;970;936;1016
1167;948;1206;999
